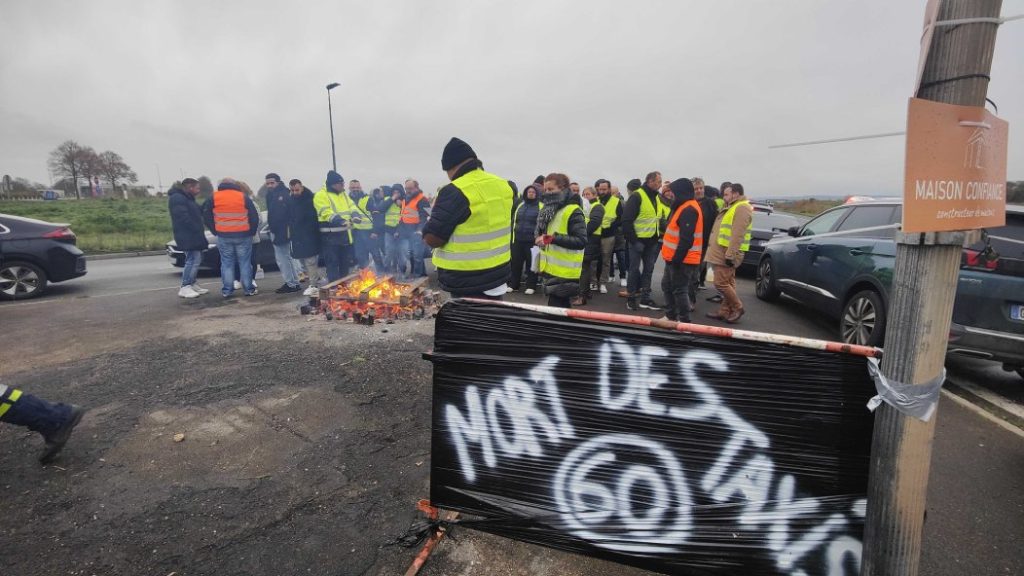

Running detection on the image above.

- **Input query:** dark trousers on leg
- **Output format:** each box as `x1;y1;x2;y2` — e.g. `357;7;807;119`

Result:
661;262;697;322
509;241;537;290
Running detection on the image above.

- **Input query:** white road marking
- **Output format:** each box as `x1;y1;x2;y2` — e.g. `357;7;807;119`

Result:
947;376;1024;421
1;285;185;308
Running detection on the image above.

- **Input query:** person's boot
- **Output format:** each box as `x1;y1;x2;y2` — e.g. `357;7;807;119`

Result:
39;405;85;464
626;298;639;311
725;308;746;324
571;296;586;307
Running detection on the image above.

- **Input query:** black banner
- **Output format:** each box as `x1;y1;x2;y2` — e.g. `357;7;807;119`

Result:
428;300;876;576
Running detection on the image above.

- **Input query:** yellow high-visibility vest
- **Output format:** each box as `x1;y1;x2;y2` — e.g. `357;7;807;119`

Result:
600;195;620;232
539;205;584;280
384;202;401;228
313;187;357;243
353;195;373;231
717;199;752;251
432;169;514;272
634;189;659;239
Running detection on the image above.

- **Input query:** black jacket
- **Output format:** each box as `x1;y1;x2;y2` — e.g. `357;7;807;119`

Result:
266;183;292;245
168;187;207;251
622;185;661;244
288;187;321;259
697;197;719;256
424;159;514;296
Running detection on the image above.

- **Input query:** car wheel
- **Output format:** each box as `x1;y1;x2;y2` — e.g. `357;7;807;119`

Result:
0;261;48;301
755;256;781;301
840;289;886;347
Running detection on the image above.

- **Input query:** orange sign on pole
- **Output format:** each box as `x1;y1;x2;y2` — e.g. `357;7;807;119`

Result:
903;97;1008;234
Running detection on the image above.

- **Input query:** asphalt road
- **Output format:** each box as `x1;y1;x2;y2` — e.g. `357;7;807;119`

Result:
1;255;1021;576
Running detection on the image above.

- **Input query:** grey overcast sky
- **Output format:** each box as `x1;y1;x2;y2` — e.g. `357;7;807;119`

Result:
1;0;1021;198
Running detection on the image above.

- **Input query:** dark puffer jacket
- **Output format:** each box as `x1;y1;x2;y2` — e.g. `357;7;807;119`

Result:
266;182;292;245
168;186;207;251
584;202;605;261
288;187;321;259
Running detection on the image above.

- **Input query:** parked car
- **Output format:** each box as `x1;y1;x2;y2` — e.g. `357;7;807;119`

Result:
166;211;277;272
0;214;87;300
740;211;805;272
755;201;1024;378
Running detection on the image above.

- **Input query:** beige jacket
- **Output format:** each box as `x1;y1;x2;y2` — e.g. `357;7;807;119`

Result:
705;197;754;267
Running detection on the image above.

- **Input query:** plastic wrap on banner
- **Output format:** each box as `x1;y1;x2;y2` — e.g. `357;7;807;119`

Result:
865;357;944;422
426;300;878;576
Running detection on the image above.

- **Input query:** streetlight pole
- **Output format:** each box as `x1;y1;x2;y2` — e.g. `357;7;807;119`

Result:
326;82;340;172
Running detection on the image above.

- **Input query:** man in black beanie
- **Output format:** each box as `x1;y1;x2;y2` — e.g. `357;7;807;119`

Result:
423;138;515;298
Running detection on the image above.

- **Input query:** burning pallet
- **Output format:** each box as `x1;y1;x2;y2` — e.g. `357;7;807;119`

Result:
312;269;441;324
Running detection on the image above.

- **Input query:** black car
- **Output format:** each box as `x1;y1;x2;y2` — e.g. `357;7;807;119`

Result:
756;201;1024;378
740;211;805;272
0;214;87;300
166;212;277;272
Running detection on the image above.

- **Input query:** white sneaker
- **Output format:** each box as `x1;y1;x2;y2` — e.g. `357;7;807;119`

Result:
606;276;614;283
620;278;627;287
251;281;258;290
506;286;515;294
191;284;209;295
233;280;242;290
524;288;535;295
178;285;200;299
599;285;608;294
303;286;319;297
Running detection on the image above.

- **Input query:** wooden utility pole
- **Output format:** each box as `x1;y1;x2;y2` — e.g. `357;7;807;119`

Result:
861;1;1003;575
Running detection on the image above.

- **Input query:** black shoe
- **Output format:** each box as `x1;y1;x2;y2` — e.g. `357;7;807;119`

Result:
275;283;302;294
40;405;85;464
706;294;723;303
626;299;639;311
639;299;663;311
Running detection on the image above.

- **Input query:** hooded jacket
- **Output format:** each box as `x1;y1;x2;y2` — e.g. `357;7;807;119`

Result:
168;186;207;252
266;182;292;245
513;189;542;243
288;186;321;259
665;181;700;266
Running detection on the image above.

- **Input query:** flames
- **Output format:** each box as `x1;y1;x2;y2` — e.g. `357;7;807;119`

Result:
318;268;437;324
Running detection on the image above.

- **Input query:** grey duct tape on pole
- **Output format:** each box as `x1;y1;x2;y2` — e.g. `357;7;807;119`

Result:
865;357;945;422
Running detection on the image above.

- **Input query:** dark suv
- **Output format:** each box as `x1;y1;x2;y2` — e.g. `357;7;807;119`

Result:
755;201;1024;379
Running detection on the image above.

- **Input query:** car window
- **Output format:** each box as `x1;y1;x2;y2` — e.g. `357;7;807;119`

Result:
800;207;849;236
835;206;897;238
757;213;802;231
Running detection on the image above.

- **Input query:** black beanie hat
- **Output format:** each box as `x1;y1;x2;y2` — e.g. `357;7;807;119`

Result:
441;137;477;171
670;178;695;200
326;170;344;187
627;178;642;192
265;172;281;182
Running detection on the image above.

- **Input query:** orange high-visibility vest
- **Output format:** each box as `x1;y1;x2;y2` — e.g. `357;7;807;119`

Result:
661;199;704;264
401;193;426;225
213;189;251;234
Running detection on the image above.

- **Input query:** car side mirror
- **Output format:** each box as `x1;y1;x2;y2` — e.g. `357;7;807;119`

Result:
787;226;800;237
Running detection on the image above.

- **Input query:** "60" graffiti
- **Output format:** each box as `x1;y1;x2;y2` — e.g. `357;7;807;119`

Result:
552;434;694;554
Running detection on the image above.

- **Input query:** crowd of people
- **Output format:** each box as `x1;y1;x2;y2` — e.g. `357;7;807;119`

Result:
166;136;755;325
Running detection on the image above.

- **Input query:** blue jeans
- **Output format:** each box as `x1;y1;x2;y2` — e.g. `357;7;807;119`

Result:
388;232;407;277
627;239;660;298
181;250;202;287
322;243;352;282
272;242;299;287
353;229;371;270
218;236;254;295
399;233;426;278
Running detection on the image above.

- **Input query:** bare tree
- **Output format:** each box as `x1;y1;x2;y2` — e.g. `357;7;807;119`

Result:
78;147;102;196
47;140;88;199
98;150;138;196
